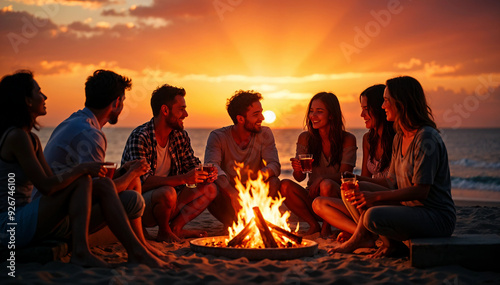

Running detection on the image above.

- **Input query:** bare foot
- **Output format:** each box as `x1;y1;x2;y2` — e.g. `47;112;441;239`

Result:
368;241;408;258
156;230;182;243
336;231;352;243
70;251;110;268
328;236;376;255
175;229;207;239
300;223;321;236
145;242;166;257
320;223;332;238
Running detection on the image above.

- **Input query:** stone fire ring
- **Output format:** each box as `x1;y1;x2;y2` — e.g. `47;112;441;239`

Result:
190;236;318;260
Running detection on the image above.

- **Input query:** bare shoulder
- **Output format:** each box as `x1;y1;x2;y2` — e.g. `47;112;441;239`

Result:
4;128;30;144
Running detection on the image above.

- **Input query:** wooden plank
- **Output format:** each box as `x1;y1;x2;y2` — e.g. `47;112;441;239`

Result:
227;218;255;247
253;207;278;248
410;234;500;270
267;222;302;245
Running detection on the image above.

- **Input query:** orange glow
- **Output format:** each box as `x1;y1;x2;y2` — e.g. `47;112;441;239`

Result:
1;1;499;128
226;163;298;248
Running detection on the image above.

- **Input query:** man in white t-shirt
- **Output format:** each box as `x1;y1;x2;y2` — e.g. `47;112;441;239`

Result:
122;84;217;242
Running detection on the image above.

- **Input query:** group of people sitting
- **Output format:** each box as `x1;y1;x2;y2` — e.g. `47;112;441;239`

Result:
0;69;455;267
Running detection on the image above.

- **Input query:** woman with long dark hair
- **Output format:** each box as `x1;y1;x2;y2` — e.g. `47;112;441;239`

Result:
330;76;455;258
0;71;168;268
312;84;395;243
359;84;395;178
280;92;357;236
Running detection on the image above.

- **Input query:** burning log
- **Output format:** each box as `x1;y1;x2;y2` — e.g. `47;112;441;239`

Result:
267;222;303;245
252;207;278;248
227;218;255;247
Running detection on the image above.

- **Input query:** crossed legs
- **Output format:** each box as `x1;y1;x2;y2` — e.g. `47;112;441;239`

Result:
142;183;217;242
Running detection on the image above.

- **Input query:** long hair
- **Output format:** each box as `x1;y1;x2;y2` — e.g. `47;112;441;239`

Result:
386;76;436;132
305;92;345;167
0;70;38;137
360;84;395;172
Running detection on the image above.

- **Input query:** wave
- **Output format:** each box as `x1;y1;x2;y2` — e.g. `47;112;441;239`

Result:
450;158;500;169
451;176;500;191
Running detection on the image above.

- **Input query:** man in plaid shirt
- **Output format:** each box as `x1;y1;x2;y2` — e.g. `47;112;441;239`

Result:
122;84;216;242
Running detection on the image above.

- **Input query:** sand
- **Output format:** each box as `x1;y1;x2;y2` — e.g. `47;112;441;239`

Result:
2;193;500;284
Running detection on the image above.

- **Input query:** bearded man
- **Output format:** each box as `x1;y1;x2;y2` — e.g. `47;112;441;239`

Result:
204;90;281;228
122;84;216;242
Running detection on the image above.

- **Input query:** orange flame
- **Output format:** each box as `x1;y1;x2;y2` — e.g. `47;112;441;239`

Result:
226;163;298;248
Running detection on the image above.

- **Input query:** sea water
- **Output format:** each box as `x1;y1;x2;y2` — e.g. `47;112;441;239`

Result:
35;127;500;192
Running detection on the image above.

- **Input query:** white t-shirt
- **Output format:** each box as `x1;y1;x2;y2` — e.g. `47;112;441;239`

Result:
155;140;171;177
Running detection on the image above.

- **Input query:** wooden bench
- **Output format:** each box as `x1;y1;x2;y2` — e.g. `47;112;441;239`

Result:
410;234;500;270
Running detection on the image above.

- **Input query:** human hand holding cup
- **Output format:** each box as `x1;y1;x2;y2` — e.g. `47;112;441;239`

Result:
202;163;217;183
298;154;313;174
103;162;117;179
340;172;361;222
186;164;203;188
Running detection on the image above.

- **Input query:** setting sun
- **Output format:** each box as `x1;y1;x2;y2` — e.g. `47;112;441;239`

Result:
263;110;277;124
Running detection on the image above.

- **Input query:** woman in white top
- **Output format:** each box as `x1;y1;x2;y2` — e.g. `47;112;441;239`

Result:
280;92;357;237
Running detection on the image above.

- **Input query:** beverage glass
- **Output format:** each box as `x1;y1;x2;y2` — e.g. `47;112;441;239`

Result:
187;164;202;188
203;163;215;182
103;163;117;179
340;173;360;223
298;154;313;174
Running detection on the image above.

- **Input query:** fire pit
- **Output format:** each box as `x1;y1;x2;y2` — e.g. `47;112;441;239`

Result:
190;236;318;260
192;167;318;260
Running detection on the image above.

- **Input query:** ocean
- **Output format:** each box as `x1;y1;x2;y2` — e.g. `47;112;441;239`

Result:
35;127;500;193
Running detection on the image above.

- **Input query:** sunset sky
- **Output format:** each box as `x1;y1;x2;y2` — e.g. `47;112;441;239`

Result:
1;0;499;129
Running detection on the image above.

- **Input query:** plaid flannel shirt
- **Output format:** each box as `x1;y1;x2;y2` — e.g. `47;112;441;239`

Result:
121;118;201;187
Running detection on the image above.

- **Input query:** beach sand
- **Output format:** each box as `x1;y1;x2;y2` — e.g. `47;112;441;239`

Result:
2;192;500;284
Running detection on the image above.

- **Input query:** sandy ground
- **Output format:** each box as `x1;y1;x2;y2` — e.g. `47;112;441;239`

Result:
1;194;500;284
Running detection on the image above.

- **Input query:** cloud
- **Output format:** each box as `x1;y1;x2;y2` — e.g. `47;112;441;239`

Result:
424;61;462;77
9;0;117;8
129;0;214;20
101;8;127;17
395;58;422;70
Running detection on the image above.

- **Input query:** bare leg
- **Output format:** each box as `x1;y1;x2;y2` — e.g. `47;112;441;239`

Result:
267;176;281;198
280;179;320;236
126;178;165;257
318;179;341;237
171;183;217;238
92;178;169;268
312;197;357;235
35;176;108;267
208;185;238;229
142;186;180;243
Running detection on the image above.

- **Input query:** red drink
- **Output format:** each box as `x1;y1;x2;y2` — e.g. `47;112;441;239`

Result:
298;154;313;174
202;163;215;182
103;163;117;178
